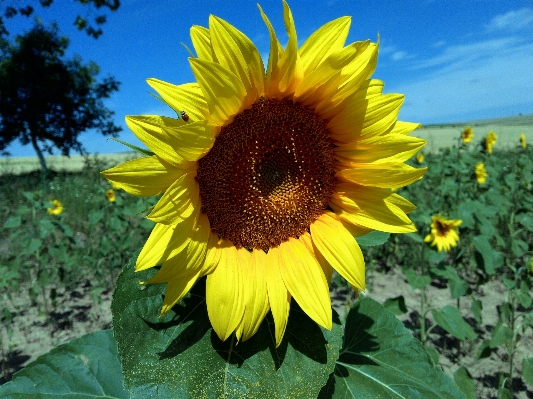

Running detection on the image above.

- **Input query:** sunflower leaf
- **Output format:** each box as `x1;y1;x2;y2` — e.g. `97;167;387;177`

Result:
112;252;343;399
0;330;128;399
329;297;466;399
355;231;390;246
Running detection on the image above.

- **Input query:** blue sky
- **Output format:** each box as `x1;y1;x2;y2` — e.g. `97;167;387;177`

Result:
2;0;533;156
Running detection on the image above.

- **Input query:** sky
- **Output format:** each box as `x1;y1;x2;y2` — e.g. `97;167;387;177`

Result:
2;0;533;157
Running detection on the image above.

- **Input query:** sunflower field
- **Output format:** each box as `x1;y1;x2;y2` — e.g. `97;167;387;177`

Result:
0;129;531;398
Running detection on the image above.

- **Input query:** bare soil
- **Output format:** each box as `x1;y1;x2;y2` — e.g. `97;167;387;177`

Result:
2;267;532;399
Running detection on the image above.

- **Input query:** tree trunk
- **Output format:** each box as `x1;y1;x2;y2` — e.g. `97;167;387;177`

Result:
30;133;49;173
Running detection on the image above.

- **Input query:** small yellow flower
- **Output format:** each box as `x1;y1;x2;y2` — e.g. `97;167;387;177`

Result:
416;152;424;163
47;199;63;216
461;126;474;144
485;131;497;154
475;162;487;185
106;189;116;203
520;133;526;149
424;216;462;252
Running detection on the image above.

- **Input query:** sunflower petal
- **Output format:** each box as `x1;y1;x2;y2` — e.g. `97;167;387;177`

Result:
240;249;270;341
206;244;245;342
161;120;219;161
392;121;422;135
272;0;303;97
279;238;332;329
299;232;333;282
146;80;209;121
257;4;283;95
201;231;223;276
159;269;202;316
101;155;182;197
336;162;427;189
136;210;199;271
386;193;417;214
310;213;365;291
209;16;265;104
299;16;351;75
147;171;199;224
190;25;215;62
189;58;247;126
265;245;290;347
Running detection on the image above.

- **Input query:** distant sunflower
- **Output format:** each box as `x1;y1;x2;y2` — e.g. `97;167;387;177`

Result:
520;133;526;149
461;126;474;144
475;162;487;185
485;131;497;154
416;152;424;163
101;1;426;346
47;199;63;216
106;189;116;203
424;216;461;252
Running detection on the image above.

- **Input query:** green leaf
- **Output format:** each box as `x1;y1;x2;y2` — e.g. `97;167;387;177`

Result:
405;232;424;243
453;367;476;399
497;386;513;399
431;305;477;341
476;340;492;359
88;209;105;225
516;213;533;232
382;295;408;316
331;298;466;399
489;323;513;348
425;249;446;264
472;235;503;275
23;238;42;255
517;281;533;308
470;299;483;326
404;268;432;290
0;330;128;398
38;218;55;239
355;231;389;247
3;215;21;229
109;138;155;156
522;357;533;386
112;254;342;398
425;345;440;366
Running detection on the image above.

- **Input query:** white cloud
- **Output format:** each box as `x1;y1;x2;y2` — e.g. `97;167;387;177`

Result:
431;40;446;48
486;8;533;31
391;51;408;61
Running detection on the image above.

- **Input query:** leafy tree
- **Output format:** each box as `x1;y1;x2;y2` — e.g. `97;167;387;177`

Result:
0;22;121;172
1;0;120;38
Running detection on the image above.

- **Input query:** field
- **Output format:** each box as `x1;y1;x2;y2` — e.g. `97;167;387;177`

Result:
1;116;533;398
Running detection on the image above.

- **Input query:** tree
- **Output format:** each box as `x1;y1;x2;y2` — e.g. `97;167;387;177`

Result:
0;21;121;172
1;0;120;38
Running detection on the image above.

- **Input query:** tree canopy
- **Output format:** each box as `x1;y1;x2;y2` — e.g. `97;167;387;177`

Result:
0;21;121;171
1;0;120;38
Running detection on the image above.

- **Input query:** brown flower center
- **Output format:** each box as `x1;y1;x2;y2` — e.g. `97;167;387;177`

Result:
196;97;336;250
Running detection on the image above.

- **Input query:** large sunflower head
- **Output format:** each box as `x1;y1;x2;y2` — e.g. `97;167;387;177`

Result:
424;216;462;252
101;1;426;347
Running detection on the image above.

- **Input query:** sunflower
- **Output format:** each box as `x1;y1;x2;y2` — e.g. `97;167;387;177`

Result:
461;126;474;144
106;189;116;203
485;131;497;154
101;1;426;346
47;199;63;216
520;133;526;149
416;152;424;164
475;162;487;185
424;216;461;252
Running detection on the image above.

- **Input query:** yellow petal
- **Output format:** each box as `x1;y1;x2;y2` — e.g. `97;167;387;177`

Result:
206;244;245;342
334;133;426;164
159;269;202;316
201;231;224;276
190;25;215;62
136;210;198;271
209;16;265;105
279;238;332;330
299;232;333;282
147;171;199;224
386;194;417;214
189;58;246;126
161;120;219;161
267;0;303;97
328;93;404;143
310;213;365;291
257;4;283;96
299;16;351;75
146;213;210;284
336;162;427;189
265;245;290;347
146;79;209;121
101;155;182;197
241;249;270;341
391;121;422;135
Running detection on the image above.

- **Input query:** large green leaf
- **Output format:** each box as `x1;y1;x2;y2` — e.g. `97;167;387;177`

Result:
112;254;342;398
0;330;128;399
472;235;503;275
328;298;466;399
432;305;478;341
453;367;476;399
355;231;390;247
523;358;533;386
